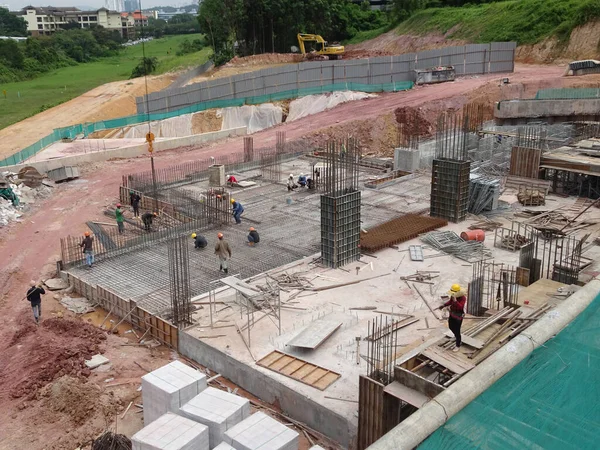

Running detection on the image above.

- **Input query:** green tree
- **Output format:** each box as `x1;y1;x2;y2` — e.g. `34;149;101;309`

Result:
130;56;158;78
0;39;24;69
0;7;27;36
169;13;196;24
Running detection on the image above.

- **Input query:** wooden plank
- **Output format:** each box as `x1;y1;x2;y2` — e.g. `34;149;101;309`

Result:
396;335;445;367
516;267;531;287
219;276;261;298
384;382;430;409
287;319;343;349
393;367;445;399
442;331;484;349
421;347;475;375
256;350;340;390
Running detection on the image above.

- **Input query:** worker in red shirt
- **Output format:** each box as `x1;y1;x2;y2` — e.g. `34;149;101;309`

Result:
438;284;467;352
227;174;238;187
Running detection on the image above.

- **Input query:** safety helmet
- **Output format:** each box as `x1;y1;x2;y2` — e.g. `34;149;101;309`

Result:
116;203;121;208
218;232;224;239
191;233;197;239
226;174;230;178
300;173;304;177
449;284;462;296
289;174;294;178
249;227;255;231
153;212;157;216
230;199;235;204
216;194;222;199
84;231;91;236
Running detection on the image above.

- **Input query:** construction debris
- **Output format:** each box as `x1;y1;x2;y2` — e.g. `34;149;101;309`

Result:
517;187;545;206
85;354;110;369
91;431;132;450
44;278;69;291
469;175;500;214
400;271;438;285
421;231;492;262
60;296;95;314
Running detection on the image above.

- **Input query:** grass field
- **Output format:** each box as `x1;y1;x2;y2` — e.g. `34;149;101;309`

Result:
0;34;212;131
396;0;600;45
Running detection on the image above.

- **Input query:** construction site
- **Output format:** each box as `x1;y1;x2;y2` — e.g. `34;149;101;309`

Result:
2;39;600;450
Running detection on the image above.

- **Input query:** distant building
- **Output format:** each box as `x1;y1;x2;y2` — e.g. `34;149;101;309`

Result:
156;8;197;21
121;10;147;28
105;0;124;13
123;0;140;13
19;6;135;37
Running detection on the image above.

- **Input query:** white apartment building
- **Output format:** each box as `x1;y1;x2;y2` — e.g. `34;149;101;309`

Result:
20;6;136;37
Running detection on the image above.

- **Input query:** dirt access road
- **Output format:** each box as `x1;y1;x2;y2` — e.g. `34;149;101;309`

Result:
0;63;565;449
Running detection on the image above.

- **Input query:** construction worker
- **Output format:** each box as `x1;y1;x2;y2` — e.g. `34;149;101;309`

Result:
130;190;141;217
227;174;238;187
215;232;232;274
287;174;297;191
231;198;244;225
437;284;467;352
26;280;45;324
115;203;125;234
297;173;307;188
247;227;260;246
80;231;94;268
142;211;157;231
192;232;207;249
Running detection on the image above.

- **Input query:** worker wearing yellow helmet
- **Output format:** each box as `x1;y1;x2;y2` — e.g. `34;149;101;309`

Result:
230;198;244;224
191;232;207;249
437;283;467;352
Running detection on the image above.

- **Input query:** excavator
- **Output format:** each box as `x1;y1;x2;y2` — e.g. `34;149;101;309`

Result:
297;33;345;60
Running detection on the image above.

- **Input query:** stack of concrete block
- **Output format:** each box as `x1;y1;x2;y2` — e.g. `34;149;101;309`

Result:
132;412;209;450
142;360;207;425
223;412;299;450
179;387;251;449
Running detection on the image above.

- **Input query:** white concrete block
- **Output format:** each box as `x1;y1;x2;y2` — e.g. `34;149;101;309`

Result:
132;412;209;450
142;361;207;425
309;446;325;450
224;412;299;450
213;444;236;450
85;354;110;369
180;387;251;449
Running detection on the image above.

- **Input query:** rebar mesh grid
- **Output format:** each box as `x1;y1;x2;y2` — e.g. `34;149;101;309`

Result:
430;159;471;223
359;214;447;253
168;235;192;327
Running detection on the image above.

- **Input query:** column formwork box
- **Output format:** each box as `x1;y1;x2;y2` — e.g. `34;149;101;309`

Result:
320;191;361;268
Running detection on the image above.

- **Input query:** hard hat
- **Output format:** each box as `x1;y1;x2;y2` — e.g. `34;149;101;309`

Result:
289;174;294;178
153;212;157;216
230;199;235;204
84;231;91;236
218;232;224;239
116;203;121;208
249;227;255;231
226;174;230;178
191;233;197;239
449;284;462;295
300;173;304;177
129;190;133;194
216;194;222;199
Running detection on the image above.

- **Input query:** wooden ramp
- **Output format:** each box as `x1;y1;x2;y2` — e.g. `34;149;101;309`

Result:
256;350;340;390
421;346;475;375
287;319;342;349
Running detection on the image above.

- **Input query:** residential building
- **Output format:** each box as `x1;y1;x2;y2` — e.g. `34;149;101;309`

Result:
121;10;147;28
124;0;140;13
20;6;130;37
105;0;124;13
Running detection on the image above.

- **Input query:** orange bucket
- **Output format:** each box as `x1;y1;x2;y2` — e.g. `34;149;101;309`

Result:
461;229;485;242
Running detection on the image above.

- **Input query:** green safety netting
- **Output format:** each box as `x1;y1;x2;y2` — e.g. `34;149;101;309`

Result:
0;81;413;168
419;292;600;450
535;87;600;100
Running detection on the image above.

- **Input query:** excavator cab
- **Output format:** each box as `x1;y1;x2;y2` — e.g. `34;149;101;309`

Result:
297;33;344;60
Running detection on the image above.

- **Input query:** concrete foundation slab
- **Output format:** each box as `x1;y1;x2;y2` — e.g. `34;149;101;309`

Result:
132;412;209;450
179;387;250;449
224;412;299;450
214;444;236;450
142;361;207;425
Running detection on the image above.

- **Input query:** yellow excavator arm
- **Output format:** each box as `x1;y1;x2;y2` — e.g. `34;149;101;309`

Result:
297;33;344;58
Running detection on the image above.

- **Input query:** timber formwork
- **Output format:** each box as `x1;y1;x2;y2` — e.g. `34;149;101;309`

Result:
320;191;361;268
430;159;471;223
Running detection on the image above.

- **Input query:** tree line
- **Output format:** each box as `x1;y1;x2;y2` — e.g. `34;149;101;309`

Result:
198;0;388;64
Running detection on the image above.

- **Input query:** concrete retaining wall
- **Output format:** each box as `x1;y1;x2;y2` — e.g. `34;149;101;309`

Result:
495;99;600;122
179;331;356;449
1;127;247;174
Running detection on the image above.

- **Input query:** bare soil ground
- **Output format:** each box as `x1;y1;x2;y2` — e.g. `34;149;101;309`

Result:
0;62;592;449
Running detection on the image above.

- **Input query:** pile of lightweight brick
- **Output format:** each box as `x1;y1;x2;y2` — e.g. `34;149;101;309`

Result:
132;360;320;450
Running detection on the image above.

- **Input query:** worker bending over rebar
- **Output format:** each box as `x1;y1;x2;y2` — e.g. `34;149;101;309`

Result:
191;232;207;249
230;198;244;224
142;212;157;231
247;227;260;246
437;284;467;352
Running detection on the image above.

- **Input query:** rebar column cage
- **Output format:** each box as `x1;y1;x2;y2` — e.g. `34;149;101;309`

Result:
397;123;420;150
202;187;231;225
468;261;520;316
319;138;361;196
260;132;286;182
531;231;584;285
516;125;548;150
430;160;471;223
365;314;404;385
321;191;361;268
168;235;193;327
